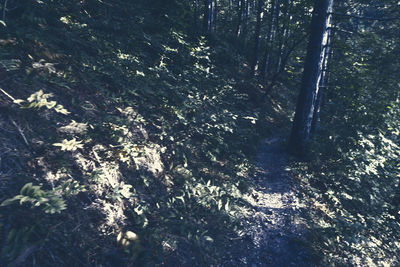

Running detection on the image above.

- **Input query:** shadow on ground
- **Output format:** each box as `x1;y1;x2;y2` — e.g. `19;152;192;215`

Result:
222;136;312;267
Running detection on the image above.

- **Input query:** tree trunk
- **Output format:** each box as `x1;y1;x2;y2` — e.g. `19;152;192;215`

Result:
203;0;212;35
236;0;245;38
311;15;333;134
243;0;250;39
288;0;334;156
194;0;199;31
275;0;292;73
213;0;218;33
250;0;263;77
260;0;278;81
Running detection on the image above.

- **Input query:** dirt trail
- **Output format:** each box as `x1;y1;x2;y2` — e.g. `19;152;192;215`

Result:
223;136;311;266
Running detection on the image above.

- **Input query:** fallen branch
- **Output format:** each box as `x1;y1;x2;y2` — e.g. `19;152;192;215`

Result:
0;87;20;105
9;116;29;147
2;0;8;22
0;88;28;146
8;244;39;267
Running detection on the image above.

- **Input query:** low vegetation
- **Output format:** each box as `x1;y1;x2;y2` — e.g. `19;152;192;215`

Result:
0;0;399;266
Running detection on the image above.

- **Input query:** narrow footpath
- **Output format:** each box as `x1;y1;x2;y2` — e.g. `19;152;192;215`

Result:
223;136;311;266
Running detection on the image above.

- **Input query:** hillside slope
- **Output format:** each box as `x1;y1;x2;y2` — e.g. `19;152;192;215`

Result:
0;1;296;265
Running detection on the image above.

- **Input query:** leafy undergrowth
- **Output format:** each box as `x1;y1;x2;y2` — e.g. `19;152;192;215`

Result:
0;1;294;266
291;107;400;265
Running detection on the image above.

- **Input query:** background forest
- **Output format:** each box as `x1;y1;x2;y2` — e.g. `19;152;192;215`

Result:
0;0;399;266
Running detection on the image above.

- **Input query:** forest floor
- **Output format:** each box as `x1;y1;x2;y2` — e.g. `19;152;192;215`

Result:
223;134;312;266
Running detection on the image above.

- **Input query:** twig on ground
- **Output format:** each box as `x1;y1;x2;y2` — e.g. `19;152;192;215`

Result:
0;87;29;146
8;244;39;267
2;0;9;22
9;116;29;147
0;87;20;105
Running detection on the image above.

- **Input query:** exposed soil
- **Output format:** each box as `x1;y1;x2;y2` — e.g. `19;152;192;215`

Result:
223;135;311;266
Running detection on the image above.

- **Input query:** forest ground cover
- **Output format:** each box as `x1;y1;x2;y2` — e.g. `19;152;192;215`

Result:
0;0;399;266
0;1;298;265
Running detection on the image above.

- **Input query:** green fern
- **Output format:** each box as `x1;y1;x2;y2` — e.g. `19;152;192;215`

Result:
14;90;70;115
1;183;66;214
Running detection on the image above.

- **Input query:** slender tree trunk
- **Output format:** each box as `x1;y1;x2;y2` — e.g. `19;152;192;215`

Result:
236;0;245;38
203;0;212;35
275;0;292;73
260;0;277;81
311;14;333;134
194;0;199;30
250;0;263;77
243;0;250;39
213;0;218;33
203;0;210;34
209;0;213;33
288;0;334;156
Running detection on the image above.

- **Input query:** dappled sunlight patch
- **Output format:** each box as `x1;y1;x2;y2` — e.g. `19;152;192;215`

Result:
53;138;84;151
44;168;69;185
94;200;127;228
116;51;140;63
293;127;400;265
133;144;164;176
32;60;57;74
70;144;137;231
59;16;87;28
92;162;122;189
0;59;21;71
58;120;88;134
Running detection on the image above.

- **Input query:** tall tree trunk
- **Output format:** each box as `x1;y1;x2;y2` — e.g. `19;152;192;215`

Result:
243;0;250;39
311;13;333;134
194;0;199;31
236;0;245;38
260;0;278;81
288;0;334;156
213;0;218;33
203;0;212;35
250;0;263;77
275;0;292;73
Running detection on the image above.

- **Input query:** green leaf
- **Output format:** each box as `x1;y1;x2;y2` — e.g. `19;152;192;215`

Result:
204;236;214;243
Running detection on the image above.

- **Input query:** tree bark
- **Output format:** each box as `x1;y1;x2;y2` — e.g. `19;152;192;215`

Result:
236;0;245;38
260;0;278;81
213;0;218;32
288;0;334;156
194;0;199;30
250;0;263;77
243;0;250;39
311;16;333;134
203;0;212;35
275;0;292;73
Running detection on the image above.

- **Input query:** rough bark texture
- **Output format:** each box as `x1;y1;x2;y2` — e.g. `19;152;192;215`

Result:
213;0;218;32
250;0;263;77
260;0;278;81
275;0;293;74
311;11;333;134
236;0;245;37
288;0;334;156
